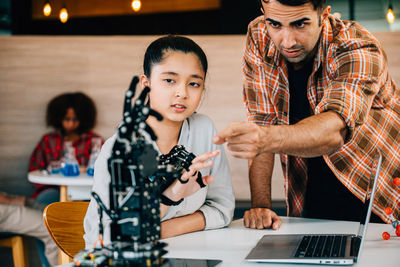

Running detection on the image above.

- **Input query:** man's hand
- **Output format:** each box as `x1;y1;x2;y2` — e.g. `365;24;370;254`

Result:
243;208;282;230
212;122;267;159
213;112;348;158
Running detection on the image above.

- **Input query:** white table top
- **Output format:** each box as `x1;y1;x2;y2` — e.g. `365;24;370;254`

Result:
28;170;94;186
58;217;399;267
162;217;400;267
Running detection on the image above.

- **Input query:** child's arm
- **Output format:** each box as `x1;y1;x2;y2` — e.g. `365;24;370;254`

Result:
161;150;219;203
159;149;230;238
160;150;219;219
160;211;206;239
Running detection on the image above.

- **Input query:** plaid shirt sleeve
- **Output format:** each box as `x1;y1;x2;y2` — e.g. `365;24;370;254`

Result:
243;17;278;126
313;20;400;222
315;36;385;140
29;135;49;171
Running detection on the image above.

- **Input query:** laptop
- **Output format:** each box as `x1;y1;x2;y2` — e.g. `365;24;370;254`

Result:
245;152;382;265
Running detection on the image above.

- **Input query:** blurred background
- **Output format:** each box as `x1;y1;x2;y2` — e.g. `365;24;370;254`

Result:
1;0;400;35
1;0;400;220
1;0;400;214
1;1;400;265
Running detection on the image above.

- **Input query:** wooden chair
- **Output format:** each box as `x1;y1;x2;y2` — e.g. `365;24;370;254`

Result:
43;201;89;264
0;234;29;267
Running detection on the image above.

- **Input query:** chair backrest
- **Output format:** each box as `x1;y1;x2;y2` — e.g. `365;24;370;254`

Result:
43;201;89;258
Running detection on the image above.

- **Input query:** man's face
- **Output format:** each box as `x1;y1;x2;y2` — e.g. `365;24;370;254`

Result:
261;0;330;68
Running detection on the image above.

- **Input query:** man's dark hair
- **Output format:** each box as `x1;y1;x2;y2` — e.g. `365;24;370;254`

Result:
46;92;97;135
260;0;327;10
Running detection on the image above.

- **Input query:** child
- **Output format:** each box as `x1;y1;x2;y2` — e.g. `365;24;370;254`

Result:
83;35;235;247
29;92;103;205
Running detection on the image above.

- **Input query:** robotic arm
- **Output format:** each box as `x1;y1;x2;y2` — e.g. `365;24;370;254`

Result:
76;76;202;267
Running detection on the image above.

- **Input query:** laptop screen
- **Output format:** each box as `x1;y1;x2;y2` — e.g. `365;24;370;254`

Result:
354;151;382;260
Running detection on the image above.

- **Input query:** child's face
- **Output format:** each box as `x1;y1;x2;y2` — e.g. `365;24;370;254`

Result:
62;108;80;134
143;51;205;125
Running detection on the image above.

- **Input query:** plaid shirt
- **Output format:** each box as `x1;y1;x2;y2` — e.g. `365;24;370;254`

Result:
29;130;103;197
243;14;400;223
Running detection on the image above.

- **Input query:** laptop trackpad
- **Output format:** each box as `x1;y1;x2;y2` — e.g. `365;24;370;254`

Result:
246;235;303;260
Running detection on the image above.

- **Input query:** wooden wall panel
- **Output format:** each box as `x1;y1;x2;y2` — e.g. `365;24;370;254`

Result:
32;0;221;19
0;35;265;200
2;32;399;201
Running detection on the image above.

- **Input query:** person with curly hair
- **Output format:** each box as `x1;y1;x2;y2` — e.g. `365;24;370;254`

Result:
29;92;104;204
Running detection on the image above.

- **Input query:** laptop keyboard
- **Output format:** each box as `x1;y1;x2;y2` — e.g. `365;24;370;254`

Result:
295;235;347;258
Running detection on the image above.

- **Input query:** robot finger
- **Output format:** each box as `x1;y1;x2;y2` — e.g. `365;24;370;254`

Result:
137;86;150;103
149;109;163;121
123;76;139;114
144;123;158;141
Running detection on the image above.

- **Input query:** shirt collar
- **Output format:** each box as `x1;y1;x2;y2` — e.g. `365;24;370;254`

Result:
265;32;281;66
151;117;189;155
314;14;335;71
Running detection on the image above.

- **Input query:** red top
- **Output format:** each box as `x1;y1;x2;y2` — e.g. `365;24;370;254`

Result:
29;130;103;197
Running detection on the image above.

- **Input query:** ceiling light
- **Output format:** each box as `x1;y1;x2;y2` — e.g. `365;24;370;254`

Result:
131;0;141;12
387;4;395;24
43;0;51;17
59;6;69;23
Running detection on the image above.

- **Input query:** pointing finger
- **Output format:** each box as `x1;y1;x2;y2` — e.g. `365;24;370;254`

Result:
192;150;220;164
212;123;241;144
189;160;213;173
212;122;252;145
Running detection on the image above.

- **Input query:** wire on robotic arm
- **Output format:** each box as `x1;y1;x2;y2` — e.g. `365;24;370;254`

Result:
91;191;116;220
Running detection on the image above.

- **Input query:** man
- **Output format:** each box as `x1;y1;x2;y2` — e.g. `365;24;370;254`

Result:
213;0;400;229
0;192;58;266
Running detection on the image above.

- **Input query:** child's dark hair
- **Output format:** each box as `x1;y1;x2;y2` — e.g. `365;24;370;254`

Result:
46;92;97;135
143;35;208;78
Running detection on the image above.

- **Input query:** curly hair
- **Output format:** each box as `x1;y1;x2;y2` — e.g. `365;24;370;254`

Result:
46;92;97;135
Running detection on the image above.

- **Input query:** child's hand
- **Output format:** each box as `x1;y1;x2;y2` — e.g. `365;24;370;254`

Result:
162;150;220;202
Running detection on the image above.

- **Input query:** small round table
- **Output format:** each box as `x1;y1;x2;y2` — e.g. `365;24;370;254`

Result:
28;170;94;202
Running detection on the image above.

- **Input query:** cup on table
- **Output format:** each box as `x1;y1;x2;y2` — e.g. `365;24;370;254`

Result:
48;160;62;174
